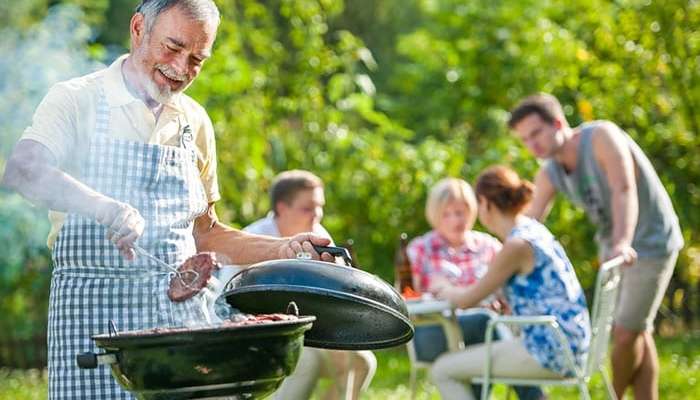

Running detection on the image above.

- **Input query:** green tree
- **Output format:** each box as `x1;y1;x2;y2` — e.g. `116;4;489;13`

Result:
341;0;698;320
1;0;697;329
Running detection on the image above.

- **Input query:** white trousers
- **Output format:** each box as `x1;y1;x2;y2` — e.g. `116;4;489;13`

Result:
430;339;562;400
272;347;377;400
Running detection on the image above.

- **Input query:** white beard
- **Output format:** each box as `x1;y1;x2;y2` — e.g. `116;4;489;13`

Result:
133;56;186;105
144;65;193;104
141;69;174;104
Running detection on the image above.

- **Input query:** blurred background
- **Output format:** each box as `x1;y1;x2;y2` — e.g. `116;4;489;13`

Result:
0;0;698;397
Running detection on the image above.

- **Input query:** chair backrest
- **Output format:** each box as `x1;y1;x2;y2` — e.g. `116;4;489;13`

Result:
584;257;624;376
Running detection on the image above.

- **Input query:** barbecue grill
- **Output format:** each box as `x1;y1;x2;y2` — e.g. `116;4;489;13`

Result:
77;246;414;399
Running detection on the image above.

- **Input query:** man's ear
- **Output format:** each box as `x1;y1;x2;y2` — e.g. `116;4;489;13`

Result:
274;201;287;216
130;13;146;48
553;117;563;130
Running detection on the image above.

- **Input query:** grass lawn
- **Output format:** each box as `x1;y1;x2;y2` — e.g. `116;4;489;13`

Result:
2;333;698;399
362;333;700;399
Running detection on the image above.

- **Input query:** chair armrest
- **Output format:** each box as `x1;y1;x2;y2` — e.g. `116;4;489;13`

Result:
487;315;557;326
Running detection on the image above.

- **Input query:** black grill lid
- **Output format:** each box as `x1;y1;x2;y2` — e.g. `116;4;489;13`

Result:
223;258;414;350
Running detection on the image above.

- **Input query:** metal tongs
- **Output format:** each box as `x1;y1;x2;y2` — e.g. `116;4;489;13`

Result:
132;245;200;288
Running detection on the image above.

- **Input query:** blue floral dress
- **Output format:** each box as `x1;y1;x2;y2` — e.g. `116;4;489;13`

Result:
504;218;591;376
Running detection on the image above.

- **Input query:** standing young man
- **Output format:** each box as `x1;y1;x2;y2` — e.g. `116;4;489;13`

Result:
508;93;683;400
1;2;330;398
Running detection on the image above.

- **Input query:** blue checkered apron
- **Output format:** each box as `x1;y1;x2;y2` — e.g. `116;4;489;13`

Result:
48;81;209;399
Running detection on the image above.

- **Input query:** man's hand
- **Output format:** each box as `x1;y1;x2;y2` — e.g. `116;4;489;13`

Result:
94;198;145;260
279;233;334;262
606;243;637;266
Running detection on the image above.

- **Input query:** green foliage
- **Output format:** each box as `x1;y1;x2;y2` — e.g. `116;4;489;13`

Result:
331;0;699;295
186;0;571;279
0;0;109;31
187;0;453;277
0;369;47;400
0;191;51;341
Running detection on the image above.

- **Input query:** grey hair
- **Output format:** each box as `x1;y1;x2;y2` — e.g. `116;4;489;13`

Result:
135;0;220;33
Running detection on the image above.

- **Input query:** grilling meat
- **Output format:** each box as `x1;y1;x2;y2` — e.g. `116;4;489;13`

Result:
117;313;301;336
167;252;220;302
228;313;300;325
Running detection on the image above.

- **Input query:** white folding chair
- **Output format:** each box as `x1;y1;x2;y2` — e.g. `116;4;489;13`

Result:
473;256;625;400
406;308;465;399
407;307;514;399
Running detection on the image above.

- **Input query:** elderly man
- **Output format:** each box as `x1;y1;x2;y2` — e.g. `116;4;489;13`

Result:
238;170;377;400
508;93;683;400
1;1;330;399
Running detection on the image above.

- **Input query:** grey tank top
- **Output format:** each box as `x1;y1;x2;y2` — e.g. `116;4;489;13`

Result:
545;121;683;258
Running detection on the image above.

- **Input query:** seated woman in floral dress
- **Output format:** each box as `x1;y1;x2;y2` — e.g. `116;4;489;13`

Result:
429;166;591;400
408;178;544;399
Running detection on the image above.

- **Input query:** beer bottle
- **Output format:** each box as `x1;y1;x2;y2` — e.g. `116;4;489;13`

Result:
394;233;414;294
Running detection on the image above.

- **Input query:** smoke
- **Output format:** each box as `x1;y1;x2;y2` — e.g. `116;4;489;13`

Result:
0;3;110;264
0;4;104;166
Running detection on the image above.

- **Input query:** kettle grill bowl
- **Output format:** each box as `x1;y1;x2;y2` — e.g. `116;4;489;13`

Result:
91;317;314;399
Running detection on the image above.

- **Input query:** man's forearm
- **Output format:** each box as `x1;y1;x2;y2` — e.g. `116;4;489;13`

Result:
194;218;286;265
610;186;638;250
2;143;105;218
525;168;556;221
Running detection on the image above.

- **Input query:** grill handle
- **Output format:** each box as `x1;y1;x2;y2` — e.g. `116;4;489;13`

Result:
76;352;117;369
312;245;353;266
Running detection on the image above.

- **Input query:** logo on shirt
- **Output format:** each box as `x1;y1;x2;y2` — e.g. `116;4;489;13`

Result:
181;124;193;148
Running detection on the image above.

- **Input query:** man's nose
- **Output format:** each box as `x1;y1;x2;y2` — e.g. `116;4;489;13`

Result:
524;137;537;149
171;54;189;75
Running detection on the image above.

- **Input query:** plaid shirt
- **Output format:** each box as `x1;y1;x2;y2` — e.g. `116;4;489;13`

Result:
407;230;501;290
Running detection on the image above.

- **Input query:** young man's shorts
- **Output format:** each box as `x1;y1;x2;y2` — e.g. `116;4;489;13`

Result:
615;252;678;332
